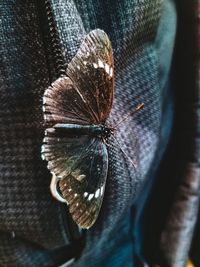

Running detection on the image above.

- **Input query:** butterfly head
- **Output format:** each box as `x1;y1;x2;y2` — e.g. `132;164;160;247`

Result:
101;125;114;139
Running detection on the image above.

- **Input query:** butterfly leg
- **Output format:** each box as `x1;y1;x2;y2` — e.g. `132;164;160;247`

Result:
102;137;111;147
113;136;137;169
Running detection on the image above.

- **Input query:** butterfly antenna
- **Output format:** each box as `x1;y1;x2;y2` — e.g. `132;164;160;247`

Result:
113;135;137;170
114;103;144;129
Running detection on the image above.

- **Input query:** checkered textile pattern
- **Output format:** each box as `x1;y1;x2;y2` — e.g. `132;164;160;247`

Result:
0;0;177;266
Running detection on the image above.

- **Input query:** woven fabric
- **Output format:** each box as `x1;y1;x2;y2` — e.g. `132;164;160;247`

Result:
0;1;78;266
0;0;176;266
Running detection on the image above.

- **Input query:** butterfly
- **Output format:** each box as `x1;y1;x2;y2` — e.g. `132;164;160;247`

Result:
41;29;114;229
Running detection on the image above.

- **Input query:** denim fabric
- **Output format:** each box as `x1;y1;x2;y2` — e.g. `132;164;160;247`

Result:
0;0;177;266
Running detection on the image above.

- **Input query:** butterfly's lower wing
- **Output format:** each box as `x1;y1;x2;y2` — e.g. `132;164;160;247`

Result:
67;29;114;123
42;127;108;229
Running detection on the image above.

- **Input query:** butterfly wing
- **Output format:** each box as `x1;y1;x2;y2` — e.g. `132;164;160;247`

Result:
42;29;113;228
67;29;114;123
42;127;108;229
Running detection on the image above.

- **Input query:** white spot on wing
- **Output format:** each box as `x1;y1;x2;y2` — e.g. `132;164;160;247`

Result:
98;59;104;68
100;185;104;196
84;192;88;198
88;194;94;201
109;67;113;77
105;63;110;75
93;62;98;69
95;188;100;198
83;60;87;65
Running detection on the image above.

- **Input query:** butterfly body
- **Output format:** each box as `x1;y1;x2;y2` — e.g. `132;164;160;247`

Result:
54;123;113;141
42;29;114;229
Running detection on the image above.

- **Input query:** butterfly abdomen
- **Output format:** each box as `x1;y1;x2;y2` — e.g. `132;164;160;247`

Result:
54;123;109;138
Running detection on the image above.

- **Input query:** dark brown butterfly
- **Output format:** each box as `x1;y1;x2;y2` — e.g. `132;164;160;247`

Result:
41;29;114;229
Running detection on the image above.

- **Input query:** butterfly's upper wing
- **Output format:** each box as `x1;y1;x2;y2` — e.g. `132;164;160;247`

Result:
67;29;114;123
42;29;113;228
42;127;108;229
43;29;114;126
